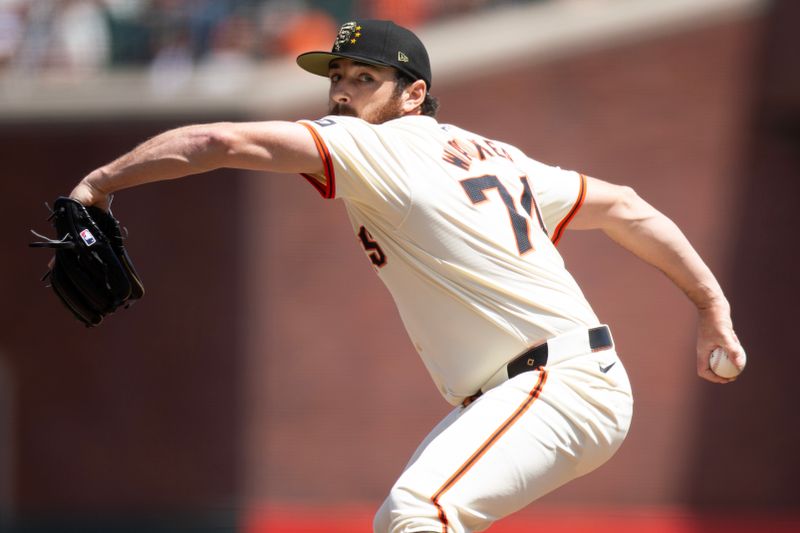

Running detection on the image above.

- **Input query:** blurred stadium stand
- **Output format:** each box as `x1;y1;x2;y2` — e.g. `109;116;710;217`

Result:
0;0;767;119
0;1;542;75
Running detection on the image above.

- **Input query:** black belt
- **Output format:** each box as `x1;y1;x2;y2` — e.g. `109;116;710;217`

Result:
506;325;613;378
463;325;613;407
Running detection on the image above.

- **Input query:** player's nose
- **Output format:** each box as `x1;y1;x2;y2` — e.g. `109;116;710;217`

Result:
329;79;351;103
330;88;350;104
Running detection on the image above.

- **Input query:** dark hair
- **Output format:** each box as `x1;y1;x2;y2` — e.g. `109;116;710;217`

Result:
394;71;440;118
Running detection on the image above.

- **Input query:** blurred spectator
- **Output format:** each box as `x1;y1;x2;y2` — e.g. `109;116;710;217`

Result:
51;0;111;73
148;27;193;97
310;0;355;23
258;0;317;59
7;0;111;76
105;0;151;66
185;0;239;60
0;0;25;71
271;8;339;57
8;1;53;74
196;11;260;96
362;0;435;28
206;11;259;60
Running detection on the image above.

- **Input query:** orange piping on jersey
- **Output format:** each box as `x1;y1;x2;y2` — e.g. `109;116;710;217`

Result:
431;371;549;532
551;173;587;246
298;121;336;199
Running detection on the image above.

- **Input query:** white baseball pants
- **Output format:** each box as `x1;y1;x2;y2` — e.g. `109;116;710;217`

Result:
374;327;633;533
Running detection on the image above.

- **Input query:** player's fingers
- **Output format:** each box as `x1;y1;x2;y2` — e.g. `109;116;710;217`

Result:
69;179;110;211
696;350;737;384
724;342;747;369
698;366;735;384
709;335;746;372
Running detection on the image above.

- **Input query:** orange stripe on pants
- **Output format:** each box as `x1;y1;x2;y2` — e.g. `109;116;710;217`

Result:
430;370;549;532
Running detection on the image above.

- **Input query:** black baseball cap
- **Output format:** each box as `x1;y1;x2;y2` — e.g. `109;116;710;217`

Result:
296;19;432;90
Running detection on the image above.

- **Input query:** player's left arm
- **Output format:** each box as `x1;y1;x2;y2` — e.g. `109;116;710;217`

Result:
569;176;744;384
69;121;323;210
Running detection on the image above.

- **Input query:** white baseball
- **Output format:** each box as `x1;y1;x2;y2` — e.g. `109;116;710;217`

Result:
709;347;745;378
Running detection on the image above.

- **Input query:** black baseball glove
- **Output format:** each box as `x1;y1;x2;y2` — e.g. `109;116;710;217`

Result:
30;197;144;327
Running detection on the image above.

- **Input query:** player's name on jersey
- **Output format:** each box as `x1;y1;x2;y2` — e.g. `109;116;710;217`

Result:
442;135;514;171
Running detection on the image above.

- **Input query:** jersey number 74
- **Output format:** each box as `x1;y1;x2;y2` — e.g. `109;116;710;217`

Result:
460;174;547;255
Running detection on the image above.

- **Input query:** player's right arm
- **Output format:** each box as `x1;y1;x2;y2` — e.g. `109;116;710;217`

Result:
70;121;323;209
569;176;744;384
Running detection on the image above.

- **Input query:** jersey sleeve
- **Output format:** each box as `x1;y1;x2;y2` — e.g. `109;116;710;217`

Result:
297;116;412;225
519;155;587;245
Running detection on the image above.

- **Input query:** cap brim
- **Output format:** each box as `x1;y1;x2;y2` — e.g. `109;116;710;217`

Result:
296;51;394;78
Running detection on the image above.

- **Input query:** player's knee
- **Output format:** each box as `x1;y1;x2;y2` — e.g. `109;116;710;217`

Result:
373;486;442;533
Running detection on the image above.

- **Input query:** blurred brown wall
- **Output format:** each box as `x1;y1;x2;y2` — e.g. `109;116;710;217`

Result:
1;2;797;527
687;0;800;510
0;120;247;522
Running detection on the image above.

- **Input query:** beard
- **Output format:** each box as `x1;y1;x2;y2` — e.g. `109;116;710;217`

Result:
330;96;404;125
329;102;358;117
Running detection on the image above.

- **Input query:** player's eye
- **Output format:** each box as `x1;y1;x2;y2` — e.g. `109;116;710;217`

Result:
358;73;375;82
329;73;341;83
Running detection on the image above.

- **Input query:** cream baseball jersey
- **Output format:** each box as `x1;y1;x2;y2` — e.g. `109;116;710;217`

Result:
299;115;599;405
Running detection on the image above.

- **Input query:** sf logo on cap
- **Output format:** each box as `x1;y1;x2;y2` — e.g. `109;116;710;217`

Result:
334;21;362;51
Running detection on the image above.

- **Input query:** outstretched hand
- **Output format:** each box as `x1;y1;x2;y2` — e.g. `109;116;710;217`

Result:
70;178;111;211
696;302;745;384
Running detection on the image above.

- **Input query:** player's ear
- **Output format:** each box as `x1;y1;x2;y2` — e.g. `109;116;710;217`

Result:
401;79;427;115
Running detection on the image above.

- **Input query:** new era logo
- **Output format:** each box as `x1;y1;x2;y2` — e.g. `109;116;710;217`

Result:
398;51;409;62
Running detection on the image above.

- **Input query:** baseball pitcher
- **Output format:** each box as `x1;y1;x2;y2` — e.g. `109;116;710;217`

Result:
65;19;745;533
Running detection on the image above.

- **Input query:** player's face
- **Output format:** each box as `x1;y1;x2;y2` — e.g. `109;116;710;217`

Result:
327;59;404;124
